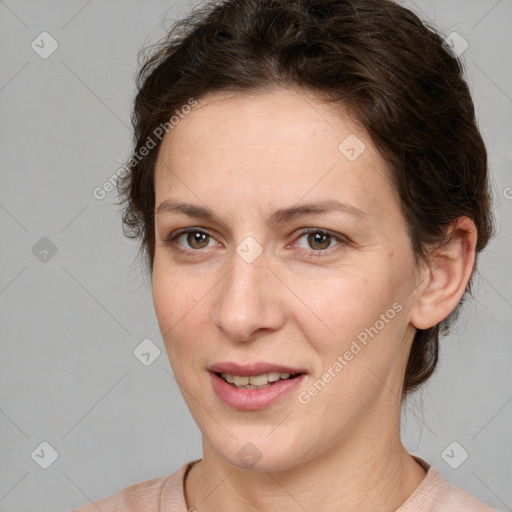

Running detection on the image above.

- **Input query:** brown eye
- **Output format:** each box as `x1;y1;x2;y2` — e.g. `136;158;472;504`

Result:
168;229;216;251
186;231;210;249
294;228;347;257
307;231;332;250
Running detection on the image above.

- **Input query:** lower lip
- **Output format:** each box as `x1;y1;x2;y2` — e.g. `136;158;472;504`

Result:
209;371;306;411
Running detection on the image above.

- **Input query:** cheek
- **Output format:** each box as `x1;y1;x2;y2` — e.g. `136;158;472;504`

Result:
296;272;410;399
152;260;214;351
297;269;399;347
152;265;178;329
153;257;198;317
299;276;406;412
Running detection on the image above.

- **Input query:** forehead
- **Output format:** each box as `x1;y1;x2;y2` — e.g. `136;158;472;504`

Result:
158;88;364;160
154;89;398;220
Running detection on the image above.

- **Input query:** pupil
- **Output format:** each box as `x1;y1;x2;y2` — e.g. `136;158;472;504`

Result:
309;232;330;250
189;232;208;249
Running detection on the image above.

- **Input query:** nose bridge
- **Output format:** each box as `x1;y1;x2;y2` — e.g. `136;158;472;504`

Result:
214;243;284;341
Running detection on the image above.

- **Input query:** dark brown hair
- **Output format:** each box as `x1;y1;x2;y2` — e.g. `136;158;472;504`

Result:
117;0;494;398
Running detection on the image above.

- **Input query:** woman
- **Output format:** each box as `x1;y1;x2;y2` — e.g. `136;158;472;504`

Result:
74;0;495;510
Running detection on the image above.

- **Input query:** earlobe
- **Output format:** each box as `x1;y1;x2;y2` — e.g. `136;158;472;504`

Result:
409;217;477;331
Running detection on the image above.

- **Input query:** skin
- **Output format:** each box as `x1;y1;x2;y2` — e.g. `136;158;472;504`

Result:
151;88;477;511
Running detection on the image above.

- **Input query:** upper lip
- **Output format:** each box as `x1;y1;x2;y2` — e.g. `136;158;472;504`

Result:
208;362;307;376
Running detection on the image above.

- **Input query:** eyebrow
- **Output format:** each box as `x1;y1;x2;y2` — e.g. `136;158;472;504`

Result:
155;199;367;226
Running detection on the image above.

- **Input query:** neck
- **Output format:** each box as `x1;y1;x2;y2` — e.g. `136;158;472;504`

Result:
185;404;427;512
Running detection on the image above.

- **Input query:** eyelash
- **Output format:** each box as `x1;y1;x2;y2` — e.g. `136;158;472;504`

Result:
165;227;347;258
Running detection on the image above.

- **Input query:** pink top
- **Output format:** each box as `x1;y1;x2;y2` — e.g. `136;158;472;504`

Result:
72;456;495;511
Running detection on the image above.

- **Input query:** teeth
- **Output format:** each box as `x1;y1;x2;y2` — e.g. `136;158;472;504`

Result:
220;371;296;387
247;374;268;386
233;375;249;386
223;373;235;384
267;371;281;382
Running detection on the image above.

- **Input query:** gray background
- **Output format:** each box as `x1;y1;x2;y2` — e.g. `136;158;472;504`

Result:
0;0;511;510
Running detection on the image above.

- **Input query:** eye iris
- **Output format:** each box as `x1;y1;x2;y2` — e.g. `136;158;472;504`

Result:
182;231;333;251
188;231;209;249
308;232;330;250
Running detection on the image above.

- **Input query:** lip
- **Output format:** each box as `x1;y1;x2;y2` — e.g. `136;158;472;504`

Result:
208;362;307;377
209;371;307;411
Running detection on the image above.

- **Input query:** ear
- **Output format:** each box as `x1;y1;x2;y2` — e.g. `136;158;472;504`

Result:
409;216;478;330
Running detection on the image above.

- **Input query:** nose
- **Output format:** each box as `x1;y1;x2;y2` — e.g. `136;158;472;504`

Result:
213;248;287;343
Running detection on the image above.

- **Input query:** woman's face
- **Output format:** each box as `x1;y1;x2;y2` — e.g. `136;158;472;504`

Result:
152;88;424;472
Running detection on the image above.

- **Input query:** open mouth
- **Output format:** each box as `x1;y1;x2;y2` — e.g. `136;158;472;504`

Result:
214;371;304;390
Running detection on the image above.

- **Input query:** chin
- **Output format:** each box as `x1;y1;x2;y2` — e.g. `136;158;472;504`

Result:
226;452;299;473
213;432;310;474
